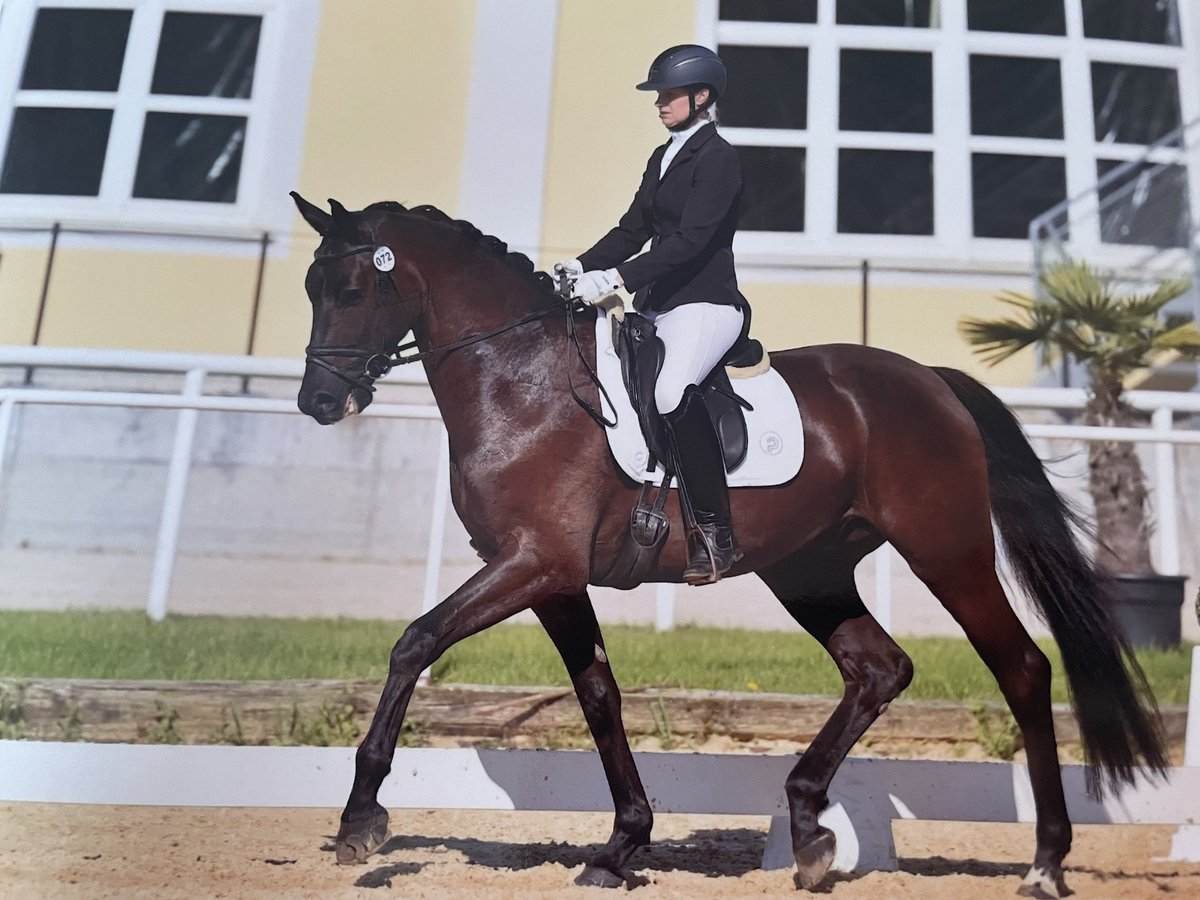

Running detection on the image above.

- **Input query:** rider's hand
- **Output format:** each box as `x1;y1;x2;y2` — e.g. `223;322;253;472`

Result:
553;258;583;278
574;268;623;305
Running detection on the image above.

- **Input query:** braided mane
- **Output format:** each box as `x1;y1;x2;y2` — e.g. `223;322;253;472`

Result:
366;201;555;295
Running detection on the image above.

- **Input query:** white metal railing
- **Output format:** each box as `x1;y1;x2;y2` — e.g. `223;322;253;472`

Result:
0;346;442;621
0;346;1197;629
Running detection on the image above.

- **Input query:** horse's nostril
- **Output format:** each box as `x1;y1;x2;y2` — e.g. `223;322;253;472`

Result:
314;391;339;412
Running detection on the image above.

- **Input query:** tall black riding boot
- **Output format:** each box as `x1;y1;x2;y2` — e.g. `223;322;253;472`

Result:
662;385;742;585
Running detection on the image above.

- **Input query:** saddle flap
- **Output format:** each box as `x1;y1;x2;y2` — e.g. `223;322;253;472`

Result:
701;366;750;473
613;314;670;466
612;314;752;476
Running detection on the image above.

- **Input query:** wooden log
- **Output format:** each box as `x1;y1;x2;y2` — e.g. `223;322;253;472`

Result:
0;678;1187;748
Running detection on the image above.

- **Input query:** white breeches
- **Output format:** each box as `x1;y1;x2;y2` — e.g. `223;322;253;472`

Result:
643;302;745;414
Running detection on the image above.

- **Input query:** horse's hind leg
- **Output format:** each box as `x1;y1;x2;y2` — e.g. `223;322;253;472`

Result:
898;536;1072;898
758;545;914;890
534;592;652;887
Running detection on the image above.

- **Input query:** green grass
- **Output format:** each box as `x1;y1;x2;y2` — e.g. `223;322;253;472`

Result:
0;609;1192;704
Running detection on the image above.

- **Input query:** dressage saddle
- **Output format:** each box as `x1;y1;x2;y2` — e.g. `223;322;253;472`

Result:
605;309;761;589
613;310;760;476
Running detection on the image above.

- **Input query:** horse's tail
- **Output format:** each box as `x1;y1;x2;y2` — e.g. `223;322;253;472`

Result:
932;366;1168;796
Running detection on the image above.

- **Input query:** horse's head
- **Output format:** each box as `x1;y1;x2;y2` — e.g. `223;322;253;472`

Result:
291;192;425;424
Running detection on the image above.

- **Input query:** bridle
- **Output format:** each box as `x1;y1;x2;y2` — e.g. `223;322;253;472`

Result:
304;238;571;395
303;241;603;422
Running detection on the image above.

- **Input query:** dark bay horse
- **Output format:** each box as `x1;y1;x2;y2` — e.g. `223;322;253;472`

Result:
290;193;1166;896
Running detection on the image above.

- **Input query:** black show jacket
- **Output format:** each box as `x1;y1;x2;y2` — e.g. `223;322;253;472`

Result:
577;123;749;314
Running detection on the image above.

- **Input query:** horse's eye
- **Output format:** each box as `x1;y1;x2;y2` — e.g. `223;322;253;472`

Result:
335;288;364;307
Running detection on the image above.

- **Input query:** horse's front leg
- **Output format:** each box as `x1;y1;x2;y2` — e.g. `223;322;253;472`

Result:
336;540;583;863
534;592;652;888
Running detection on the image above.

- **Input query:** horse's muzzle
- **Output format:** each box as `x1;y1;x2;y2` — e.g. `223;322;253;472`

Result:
298;385;371;424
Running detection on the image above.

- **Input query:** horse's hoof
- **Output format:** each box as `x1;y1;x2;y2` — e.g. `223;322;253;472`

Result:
335;808;391;865
574;864;627;888
792;826;836;890
1016;864;1072;899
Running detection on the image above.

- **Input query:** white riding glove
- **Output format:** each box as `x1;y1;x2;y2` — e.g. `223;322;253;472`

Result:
553;258;583;278
573;268;623;305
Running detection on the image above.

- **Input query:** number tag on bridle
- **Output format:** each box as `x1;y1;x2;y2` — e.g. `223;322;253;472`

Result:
373;246;395;272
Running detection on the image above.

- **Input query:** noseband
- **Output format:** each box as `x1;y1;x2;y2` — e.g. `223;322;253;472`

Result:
304;240;568;394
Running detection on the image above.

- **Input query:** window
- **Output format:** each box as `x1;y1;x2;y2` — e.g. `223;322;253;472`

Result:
738;146;805;231
0;1;320;239
719;0;816;23
719;45;807;129
1091;63;1181;146
839;50;932;134
837;0;940;28
19;8;132;91
967;0;1065;36
970;56;1062;139
972;154;1067;239
1096;160;1190;248
709;0;1197;266
1081;0;1180;45
839;149;934;235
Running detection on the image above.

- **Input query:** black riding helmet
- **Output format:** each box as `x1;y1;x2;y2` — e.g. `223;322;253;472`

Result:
636;44;727;126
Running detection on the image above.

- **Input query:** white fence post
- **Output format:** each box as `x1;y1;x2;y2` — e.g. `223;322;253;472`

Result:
0;397;15;484
1167;645;1200;861
418;426;452;686
146;368;205;621
421;425;451;618
873;544;893;634
655;582;676;632
1152;406;1180;575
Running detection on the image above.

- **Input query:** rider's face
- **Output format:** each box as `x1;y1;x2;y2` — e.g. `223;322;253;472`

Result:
655;87;708;129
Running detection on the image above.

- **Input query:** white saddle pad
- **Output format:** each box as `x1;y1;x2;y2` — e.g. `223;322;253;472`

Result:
594;311;804;486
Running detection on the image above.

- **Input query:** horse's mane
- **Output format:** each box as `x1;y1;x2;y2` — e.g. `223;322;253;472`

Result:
366;201;555;295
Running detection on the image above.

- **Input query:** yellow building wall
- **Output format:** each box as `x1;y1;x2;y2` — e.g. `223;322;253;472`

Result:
541;0;695;264
741;279;1035;385
0;248;45;345
248;0;478;359
33;250;258;352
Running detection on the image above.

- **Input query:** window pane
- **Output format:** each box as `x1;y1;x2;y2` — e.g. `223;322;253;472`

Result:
737;146;805;231
971;154;1066;239
970;56;1062;139
20;8;132;91
837;0;940;27
1091;63;1181;145
719;46;807;129
0;107;112;195
838;149;933;235
151;12;261;98
719;0;816;23
133;112;246;203
1082;0;1179;45
967;0;1065;35
840;50;932;133
1097;160;1190;248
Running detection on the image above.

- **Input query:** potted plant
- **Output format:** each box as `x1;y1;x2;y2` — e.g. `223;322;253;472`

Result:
960;259;1200;648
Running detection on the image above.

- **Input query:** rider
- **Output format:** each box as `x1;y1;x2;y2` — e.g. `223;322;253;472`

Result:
558;44;748;586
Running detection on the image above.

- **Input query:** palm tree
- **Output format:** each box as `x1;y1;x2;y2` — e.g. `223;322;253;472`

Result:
960;259;1200;574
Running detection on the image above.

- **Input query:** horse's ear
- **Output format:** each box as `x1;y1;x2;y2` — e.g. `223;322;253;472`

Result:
290;191;331;236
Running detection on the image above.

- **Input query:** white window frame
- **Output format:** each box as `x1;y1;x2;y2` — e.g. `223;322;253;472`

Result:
0;0;319;250
696;0;1200;276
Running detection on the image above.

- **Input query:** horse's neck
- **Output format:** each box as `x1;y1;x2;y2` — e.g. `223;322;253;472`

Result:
419;291;581;454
